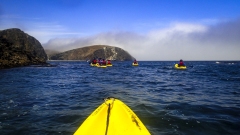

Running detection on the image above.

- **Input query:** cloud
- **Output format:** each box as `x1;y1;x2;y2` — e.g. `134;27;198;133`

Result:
27;29;83;44
41;18;240;60
194;18;240;44
0;14;83;43
24;22;84;43
43;31;147;54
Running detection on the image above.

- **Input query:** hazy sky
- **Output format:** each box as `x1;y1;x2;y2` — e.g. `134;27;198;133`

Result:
1;0;240;60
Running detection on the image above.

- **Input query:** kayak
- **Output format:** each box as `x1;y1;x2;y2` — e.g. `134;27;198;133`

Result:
175;64;187;69
74;98;151;135
90;63;98;66
98;65;107;68
106;64;113;67
132;63;139;66
96;63;107;68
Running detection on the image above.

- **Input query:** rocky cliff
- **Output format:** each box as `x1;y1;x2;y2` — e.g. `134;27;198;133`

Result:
0;28;48;69
49;45;134;61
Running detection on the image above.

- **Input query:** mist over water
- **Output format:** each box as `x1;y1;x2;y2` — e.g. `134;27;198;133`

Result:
0;61;240;135
42;19;240;61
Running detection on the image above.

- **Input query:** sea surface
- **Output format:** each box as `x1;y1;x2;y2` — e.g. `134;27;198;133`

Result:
0;61;240;135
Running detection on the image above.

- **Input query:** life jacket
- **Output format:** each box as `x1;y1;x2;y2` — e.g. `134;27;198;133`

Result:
179;61;184;66
102;60;106;65
107;60;111;64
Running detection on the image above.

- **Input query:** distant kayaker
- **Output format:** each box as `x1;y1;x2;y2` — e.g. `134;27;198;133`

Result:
102;59;106;65
92;58;97;64
99;58;103;65
178;59;185;67
107;60;112;65
133;59;138;64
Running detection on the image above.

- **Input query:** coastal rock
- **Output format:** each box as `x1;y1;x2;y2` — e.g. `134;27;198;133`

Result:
49;45;134;61
0;28;47;69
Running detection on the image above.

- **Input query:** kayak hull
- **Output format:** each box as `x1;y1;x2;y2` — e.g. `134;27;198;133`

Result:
175;64;187;69
74;98;150;135
95;63;107;68
90;63;98;66
132;63;138;66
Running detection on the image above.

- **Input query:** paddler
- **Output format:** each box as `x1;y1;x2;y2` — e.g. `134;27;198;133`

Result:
133;59;138;64
107;60;112;65
178;59;185;67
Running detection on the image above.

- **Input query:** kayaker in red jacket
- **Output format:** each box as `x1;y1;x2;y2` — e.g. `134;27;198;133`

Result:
178;59;185;67
93;59;97;64
133;59;138;64
102;59;106;65
107;60;111;64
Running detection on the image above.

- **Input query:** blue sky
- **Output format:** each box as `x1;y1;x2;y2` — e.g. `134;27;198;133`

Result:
1;0;240;60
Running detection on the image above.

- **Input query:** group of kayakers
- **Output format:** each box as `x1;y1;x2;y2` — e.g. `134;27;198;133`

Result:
90;58;185;67
90;58;112;66
133;59;185;67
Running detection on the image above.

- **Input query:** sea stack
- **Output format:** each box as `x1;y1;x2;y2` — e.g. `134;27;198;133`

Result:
48;45;135;61
0;28;48;69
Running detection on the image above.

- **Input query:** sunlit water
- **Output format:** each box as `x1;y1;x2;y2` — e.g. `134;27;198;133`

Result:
0;61;240;135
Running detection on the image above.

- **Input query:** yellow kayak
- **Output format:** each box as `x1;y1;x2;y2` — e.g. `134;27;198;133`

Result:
175;64;187;69
96;63;107;68
74;98;151;135
106;64;113;67
90;63;98;66
132;63;138;66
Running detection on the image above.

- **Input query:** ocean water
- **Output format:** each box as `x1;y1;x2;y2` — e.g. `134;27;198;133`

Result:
0;61;239;135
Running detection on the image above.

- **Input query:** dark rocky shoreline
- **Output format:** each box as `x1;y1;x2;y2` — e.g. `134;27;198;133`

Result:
0;28;47;69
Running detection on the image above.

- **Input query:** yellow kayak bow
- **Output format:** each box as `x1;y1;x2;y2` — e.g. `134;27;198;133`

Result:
74;98;150;135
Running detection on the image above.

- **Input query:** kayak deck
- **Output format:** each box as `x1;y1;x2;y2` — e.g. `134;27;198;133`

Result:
74;98;150;135
132;63;139;66
175;64;187;69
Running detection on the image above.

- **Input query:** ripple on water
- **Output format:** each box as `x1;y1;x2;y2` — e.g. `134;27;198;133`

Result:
0;61;239;135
